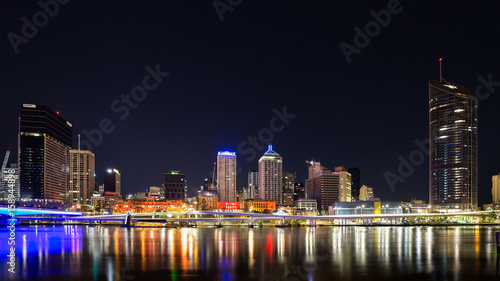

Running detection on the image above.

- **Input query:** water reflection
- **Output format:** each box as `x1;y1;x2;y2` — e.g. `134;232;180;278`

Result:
1;225;500;280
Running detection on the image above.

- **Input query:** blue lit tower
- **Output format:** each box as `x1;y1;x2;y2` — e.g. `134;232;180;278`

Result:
217;151;236;202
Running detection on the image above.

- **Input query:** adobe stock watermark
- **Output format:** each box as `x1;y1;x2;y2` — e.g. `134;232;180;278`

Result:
7;0;71;54
5;169;18;274
213;0;242;22
80;64;169;151
384;73;499;192
339;0;404;64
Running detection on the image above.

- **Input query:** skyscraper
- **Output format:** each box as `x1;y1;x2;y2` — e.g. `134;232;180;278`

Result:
305;166;351;213
429;80;478;211
69;149;95;205
282;171;295;206
19;104;73;202
217;151;236;202
258;145;283;204
164;171;187;201
492;174;500;204
104;168;121;195
248;170;258;199
348;167;360;199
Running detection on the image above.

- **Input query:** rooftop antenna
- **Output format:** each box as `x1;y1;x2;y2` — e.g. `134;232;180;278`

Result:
439;57;443;82
78;134;81;151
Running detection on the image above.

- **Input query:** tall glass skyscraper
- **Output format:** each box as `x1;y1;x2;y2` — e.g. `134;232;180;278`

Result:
217;151;236;202
429;80;478;211
19;104;73;202
258;145;282;204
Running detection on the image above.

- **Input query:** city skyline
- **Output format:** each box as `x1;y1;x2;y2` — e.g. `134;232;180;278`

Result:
1;2;499;206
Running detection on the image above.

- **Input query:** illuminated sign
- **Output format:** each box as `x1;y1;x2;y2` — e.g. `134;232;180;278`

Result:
217;202;241;209
22;104;36;108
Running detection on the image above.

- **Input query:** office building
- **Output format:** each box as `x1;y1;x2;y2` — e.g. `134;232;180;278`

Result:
359;185;374;201
348;167;360;199
429;80;478;211
104;168;121;195
217;151;236;202
68;149;95;205
282;171;295;206
305;167;351;213
248;170;258;199
1;164;19;201
493;174;500;204
258;145;283;204
164;171;187;201
294;182;305;200
19;104;72;202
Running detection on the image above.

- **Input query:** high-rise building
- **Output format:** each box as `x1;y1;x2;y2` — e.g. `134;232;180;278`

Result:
282;171;295;206
429;80;478;211
294;182;305;201
1;164;19;201
359;185;374;201
248;170;258;199
335;167;352;202
492;174;500;204
305;166;351;213
19;104;72;202
68;149;95;205
217;151;236;202
164;171;186;201
104;168;121;195
348;167;360;200
258;145;283;204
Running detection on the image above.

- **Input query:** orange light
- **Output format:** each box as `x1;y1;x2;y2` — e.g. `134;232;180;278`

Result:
439;58;442;61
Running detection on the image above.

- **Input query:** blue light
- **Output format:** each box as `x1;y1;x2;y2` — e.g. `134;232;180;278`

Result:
218;151;236;156
93;173;96;177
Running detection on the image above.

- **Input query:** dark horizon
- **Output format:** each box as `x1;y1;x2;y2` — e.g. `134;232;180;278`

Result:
1;1;500;206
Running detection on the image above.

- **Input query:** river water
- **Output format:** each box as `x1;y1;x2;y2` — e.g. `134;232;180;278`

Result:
1;225;500;280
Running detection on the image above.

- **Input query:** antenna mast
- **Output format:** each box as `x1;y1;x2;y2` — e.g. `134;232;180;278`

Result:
439;57;443;82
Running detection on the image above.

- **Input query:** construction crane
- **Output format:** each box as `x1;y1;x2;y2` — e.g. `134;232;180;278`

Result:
0;143;12;180
305;159;328;200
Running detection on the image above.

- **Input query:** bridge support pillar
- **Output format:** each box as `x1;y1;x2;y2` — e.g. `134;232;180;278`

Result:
309;219;316;227
370;218;373;226
276;217;286;227
249;216;254;228
216;214;222;227
123;211;132;227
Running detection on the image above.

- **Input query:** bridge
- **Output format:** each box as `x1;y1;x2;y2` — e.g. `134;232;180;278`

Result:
4;208;494;227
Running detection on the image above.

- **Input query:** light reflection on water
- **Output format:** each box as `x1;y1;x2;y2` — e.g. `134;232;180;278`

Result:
0;225;500;280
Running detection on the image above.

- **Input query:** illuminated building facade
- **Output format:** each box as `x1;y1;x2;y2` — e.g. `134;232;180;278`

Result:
217;151;236;202
198;190;218;210
69;149;95;205
164;171;187;201
282;171;294;206
1;164;19;201
305;167;351;213
104;168;121;195
217;201;242;210
258;145;282;204
429;80;478;211
248;170;258;199
493;174;500;204
244;199;276;213
19;104;72;202
359;185;374;201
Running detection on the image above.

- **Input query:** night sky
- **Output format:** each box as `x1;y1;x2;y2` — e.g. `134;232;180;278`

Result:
1;1;499;205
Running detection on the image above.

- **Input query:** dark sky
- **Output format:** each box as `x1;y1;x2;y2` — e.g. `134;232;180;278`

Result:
1;1;499;205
